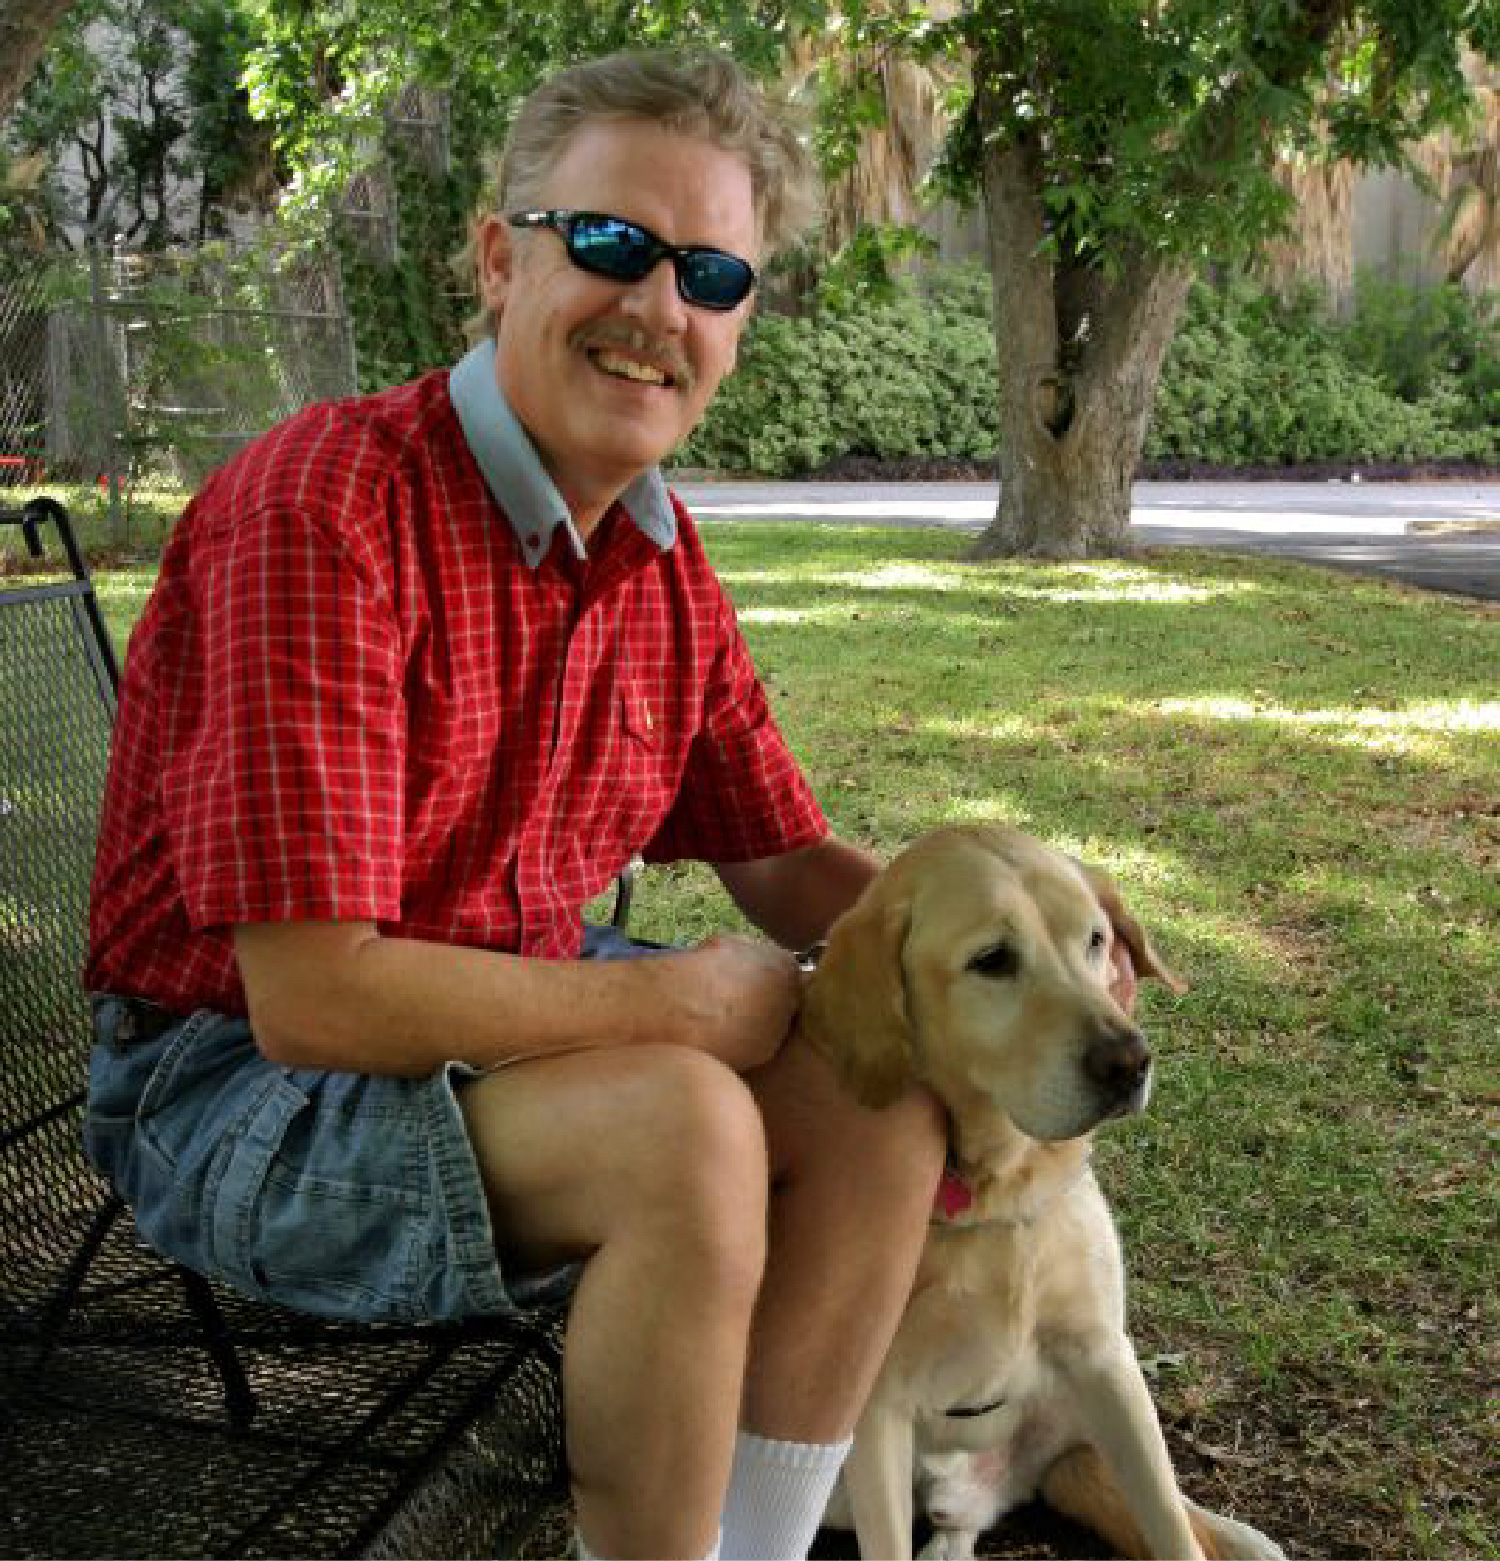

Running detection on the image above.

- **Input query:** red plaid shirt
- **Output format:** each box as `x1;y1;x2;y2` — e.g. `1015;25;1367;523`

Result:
86;358;826;1015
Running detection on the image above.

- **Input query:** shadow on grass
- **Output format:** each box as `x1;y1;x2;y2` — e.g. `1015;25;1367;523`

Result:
708;522;1497;1559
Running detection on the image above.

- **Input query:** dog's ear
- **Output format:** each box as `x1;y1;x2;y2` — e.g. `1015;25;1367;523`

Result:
1076;863;1188;994
799;888;916;1108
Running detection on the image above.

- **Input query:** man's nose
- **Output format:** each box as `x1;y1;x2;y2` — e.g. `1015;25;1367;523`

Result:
619;257;689;332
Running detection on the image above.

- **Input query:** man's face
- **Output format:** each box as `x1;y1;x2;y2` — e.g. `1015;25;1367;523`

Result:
477;117;760;520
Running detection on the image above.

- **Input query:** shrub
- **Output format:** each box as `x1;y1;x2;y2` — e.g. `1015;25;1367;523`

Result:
677;264;1000;475
1147;276;1498;465
682;266;1497;476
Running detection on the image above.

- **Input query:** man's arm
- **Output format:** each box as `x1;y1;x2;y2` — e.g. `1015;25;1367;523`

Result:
714;836;881;952
233;921;800;1078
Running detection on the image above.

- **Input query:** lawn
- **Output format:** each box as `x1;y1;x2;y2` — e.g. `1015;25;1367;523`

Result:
61;519;1500;1559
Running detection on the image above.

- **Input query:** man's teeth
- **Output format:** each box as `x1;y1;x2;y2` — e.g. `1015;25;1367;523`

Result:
595;350;668;386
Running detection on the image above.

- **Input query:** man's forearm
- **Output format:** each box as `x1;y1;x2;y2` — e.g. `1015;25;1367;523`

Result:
234;921;796;1078
715;836;881;951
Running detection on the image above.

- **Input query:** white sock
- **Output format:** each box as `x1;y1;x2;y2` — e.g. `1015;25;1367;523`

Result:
719;1429;852;1561
575;1525;721;1561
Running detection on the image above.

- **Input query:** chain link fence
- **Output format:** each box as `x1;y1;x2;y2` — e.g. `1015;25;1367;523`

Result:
1;240;359;537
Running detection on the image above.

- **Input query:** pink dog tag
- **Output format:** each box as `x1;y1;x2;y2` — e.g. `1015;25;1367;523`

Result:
935;1169;974;1221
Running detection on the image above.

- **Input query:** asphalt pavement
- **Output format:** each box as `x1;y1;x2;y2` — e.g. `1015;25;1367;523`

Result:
674;478;1500;602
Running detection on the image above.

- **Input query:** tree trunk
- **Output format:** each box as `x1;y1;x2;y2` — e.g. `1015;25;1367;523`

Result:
0;0;80;124
966;99;1195;560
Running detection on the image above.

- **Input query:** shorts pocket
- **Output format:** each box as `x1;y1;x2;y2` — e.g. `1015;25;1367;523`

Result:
116;1011;221;1173
201;1073;432;1321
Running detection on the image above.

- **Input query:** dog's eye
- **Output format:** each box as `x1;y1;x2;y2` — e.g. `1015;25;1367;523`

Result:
1089;928;1108;958
968;944;1019;979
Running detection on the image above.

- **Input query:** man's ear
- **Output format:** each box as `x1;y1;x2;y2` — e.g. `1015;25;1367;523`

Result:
798;887;916;1108
1075;862;1188;994
474;214;515;319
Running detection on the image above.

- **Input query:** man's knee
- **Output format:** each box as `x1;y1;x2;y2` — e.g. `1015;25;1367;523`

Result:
618;1045;770;1296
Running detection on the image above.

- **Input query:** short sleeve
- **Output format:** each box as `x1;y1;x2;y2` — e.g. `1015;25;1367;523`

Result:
162;505;406;929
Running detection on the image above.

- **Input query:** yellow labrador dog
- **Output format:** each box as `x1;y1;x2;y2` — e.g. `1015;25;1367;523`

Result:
805;826;1283;1561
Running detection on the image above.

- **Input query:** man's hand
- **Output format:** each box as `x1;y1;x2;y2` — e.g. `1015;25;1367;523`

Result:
680;934;803;1072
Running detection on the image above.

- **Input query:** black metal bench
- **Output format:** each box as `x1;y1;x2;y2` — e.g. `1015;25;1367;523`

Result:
0;497;573;1558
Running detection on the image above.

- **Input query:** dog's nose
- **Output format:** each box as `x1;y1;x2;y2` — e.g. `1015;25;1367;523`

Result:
1084;1026;1152;1104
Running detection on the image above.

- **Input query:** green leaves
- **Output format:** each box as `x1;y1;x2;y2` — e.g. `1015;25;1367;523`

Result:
1146;275;1499;467
676;268;995;475
678;266;1498;478
891;0;1499;276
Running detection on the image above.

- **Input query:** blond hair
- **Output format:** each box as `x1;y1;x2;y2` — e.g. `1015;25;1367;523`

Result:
456;49;819;341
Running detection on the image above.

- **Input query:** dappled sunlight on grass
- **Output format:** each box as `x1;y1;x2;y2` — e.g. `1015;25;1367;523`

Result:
718;557;1258;606
1156;695;1499;757
716;562;966;594
988;561;1264;604
93;573;155;599
1001;577;1255;604
933;793;1039;828
737;604;855;626
1159;904;1324;985
919;713;1037;743
830;563;966;592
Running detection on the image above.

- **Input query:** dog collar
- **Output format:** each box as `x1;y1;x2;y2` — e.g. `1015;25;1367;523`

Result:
931;1150;1093;1229
934;1163;975;1221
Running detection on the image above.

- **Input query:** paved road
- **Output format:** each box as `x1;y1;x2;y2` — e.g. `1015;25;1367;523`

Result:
675;478;1500;602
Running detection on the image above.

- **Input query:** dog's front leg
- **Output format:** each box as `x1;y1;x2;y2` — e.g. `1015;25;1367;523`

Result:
845;1401;917;1560
1057;1340;1203;1559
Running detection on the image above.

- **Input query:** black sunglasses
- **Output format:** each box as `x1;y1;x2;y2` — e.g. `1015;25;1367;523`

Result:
507;209;757;311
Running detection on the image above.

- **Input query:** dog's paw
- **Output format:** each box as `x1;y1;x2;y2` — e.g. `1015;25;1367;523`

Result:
917;1529;979;1561
1226;1527;1286;1561
1190;1502;1287;1561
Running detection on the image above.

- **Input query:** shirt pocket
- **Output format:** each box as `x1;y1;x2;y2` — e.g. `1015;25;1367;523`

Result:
603;681;676;851
619;685;660;751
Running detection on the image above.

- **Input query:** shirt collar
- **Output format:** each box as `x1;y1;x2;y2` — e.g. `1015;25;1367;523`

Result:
448;338;678;570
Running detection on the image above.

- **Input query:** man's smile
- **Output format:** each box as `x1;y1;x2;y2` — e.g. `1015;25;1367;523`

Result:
590;348;674;388
572;319;694;394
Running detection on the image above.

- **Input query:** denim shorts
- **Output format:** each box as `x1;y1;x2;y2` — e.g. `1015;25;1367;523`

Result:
83;923;666;1325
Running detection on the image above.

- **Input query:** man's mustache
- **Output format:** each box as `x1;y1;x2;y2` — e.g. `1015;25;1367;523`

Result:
570;321;696;392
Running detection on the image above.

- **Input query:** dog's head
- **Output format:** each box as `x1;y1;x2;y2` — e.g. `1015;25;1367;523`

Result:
799;825;1184;1141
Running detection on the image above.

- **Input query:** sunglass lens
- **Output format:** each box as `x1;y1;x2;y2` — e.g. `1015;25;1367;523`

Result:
570;216;655;282
679;251;754;309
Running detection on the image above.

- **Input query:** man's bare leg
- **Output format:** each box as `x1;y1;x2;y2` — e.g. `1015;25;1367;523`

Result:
744;1034;945;1440
460;1044;769;1560
711;1036;944;1560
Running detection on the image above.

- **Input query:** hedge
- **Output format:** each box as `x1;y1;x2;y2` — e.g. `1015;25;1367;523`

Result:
675;267;1499;475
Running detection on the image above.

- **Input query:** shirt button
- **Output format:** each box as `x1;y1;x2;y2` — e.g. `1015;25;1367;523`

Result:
526;533;541;550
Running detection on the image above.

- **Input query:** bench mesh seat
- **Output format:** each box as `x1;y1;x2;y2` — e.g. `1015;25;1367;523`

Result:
0;499;569;1558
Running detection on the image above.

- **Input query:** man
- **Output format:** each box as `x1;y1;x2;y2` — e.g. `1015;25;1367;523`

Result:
85;49;948;1561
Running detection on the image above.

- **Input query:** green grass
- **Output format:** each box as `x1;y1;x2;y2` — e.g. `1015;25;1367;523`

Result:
1;479;185;561
71;520;1500;1559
